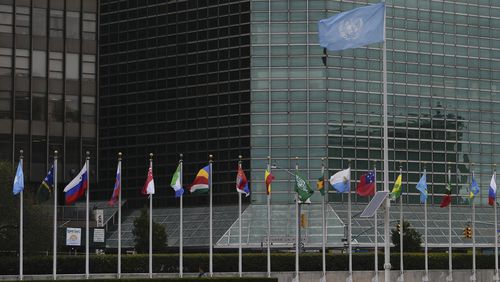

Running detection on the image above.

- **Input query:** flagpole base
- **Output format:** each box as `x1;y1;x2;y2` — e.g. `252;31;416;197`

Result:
397;273;404;282
319;275;326;282
346;274;353;282
372;275;379;282
470;273;476;281
446;274;453;281
292;274;299;282
494;273;500;282
421;274;428;282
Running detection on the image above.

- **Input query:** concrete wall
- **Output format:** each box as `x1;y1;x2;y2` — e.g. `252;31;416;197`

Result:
0;270;495;281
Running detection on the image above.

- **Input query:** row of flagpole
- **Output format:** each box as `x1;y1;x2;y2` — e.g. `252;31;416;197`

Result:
9;149;500;281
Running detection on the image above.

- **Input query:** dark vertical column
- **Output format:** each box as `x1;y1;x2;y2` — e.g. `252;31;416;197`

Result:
28;0;33;183
11;0;16;164
45;1;51;170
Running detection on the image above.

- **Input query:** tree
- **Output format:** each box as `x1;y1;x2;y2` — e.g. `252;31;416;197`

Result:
132;208;167;253
391;220;422;252
0;161;52;254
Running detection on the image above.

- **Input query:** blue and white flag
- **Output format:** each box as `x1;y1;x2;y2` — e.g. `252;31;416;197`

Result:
319;2;385;51
12;159;24;195
330;168;350;193
416;172;428;204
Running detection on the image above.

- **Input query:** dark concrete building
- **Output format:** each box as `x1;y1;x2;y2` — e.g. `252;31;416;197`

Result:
0;0;98;189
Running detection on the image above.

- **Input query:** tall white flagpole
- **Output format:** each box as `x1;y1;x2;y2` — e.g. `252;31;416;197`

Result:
85;151;90;280
374;163;379;282
379;2;392;281
53;151;58;280
149;153;153;279
398;165;404;282
447;165;452;282
117;153;122;279
238;155;243;277
266;156;272;278
209;155;213;277
321;158;327;281
348;160;353;282
471;166;476;282
494;164;499;281
295;158;300;282
179;154;184;278
19;150;24;281
423;167;428;282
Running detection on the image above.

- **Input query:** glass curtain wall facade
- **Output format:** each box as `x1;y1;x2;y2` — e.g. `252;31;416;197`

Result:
250;0;500;206
0;0;98;189
99;1;251;204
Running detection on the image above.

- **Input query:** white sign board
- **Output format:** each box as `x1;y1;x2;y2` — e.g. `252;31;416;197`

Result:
66;228;82;246
360;191;389;218
95;209;104;227
93;228;105;243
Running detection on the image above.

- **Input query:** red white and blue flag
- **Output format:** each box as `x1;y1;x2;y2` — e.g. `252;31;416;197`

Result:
64;164;88;205
489;172;497;206
356;170;375;197
236;165;250;196
108;162;121;206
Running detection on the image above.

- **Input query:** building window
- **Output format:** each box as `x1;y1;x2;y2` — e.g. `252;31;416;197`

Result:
65;53;79;80
82;54;95;79
15;91;29;120
49;51;62;79
82;12;96;40
48;94;63;122
15;48;29;76
65;95;79;122
49;9;63;38
33;8;47;36
32;50;47;77
0;90;10;119
66;11;80;39
0;4;13;33
0;47;12;76
82;96;95;123
15;6;29;35
32;92;46;121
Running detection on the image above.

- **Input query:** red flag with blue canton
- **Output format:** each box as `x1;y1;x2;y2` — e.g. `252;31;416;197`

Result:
356;170;375;197
236;166;250;196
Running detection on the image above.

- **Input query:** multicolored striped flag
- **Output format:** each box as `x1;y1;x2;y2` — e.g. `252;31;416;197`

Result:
190;165;210;194
265;169;274;195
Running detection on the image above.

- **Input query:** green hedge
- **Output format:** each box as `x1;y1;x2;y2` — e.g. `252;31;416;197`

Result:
0;253;496;275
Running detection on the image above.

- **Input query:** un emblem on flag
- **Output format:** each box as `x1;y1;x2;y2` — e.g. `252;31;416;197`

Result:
338;18;364;40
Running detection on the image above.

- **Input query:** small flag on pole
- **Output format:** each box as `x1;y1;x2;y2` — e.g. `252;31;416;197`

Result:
356;170;375;197
12;160;24;195
318;3;385;52
390;174;402;201
295;172;314;202
236;165;250;196
36;165;54;203
416;173;427;204
440;182;452;208
330;168;350;193
170;164;184;198
108;162;121;206
63;164;88;204
189;165;210;194
142;163;155;195
317;177;325;196
469;174;479;200
265;169;274;195
489;173;497;206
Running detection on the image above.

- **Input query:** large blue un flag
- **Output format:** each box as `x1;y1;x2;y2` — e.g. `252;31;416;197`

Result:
318;2;385;51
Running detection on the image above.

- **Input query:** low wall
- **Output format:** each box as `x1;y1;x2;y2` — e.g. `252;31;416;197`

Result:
0;270;495;281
